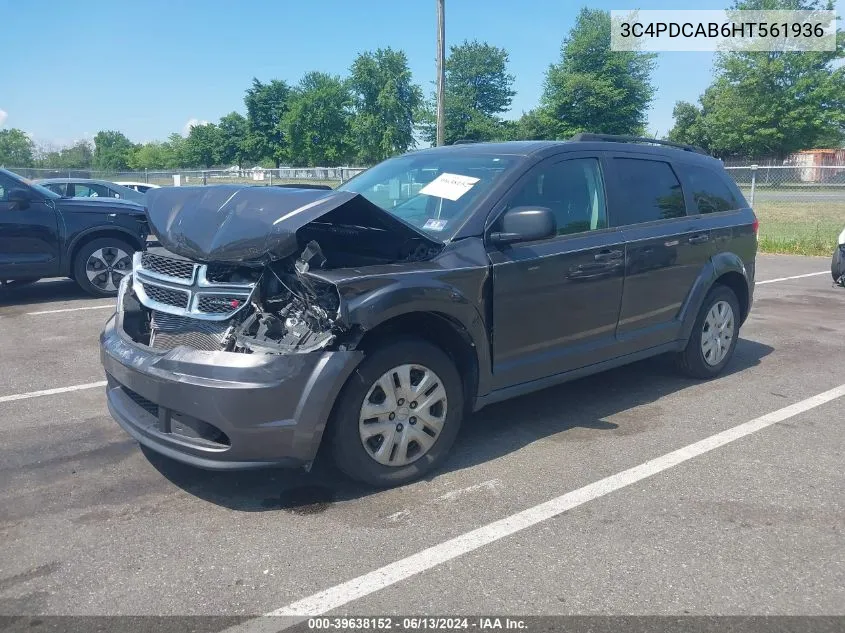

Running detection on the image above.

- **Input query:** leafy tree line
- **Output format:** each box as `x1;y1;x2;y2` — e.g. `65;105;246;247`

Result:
667;0;844;158
2;2;841;170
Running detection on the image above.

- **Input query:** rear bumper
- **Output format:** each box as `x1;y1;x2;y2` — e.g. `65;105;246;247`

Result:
100;314;363;470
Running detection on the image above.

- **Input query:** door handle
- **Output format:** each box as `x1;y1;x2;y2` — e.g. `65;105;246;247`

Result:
594;249;623;262
688;233;710;245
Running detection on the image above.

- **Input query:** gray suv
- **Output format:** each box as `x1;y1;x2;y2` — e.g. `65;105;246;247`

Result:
100;134;757;488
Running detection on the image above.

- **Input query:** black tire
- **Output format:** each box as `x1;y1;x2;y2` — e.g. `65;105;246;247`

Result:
676;284;741;379
329;338;464;488
73;237;135;297
832;246;844;284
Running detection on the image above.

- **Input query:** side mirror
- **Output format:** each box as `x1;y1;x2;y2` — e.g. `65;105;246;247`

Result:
490;206;556;245
8;188;35;210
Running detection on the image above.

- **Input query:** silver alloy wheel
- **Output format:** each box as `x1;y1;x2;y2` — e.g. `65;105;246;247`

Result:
701;300;735;366
358;363;448;467
85;247;131;293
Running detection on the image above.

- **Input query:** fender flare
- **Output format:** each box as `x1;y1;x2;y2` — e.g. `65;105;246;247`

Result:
340;280;493;399
677;252;752;342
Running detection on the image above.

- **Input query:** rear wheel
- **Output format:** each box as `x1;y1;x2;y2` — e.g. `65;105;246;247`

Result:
330;339;464;488
73;237;134;297
676;285;740;379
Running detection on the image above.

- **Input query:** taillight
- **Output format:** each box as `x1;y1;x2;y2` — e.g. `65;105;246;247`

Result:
752;217;759;236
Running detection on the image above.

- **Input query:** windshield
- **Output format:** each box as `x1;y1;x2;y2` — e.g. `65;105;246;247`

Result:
336;152;516;240
4;171;62;200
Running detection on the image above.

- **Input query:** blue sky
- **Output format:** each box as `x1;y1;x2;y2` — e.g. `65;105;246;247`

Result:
0;0;840;148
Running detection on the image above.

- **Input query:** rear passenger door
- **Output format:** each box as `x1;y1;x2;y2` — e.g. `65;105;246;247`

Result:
607;155;709;350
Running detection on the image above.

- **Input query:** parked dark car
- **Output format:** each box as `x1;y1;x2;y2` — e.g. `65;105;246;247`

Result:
35;178;147;204
0;168;149;296
100;135;757;487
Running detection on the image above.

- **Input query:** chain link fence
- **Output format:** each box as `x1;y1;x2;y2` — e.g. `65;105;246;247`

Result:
7;166;368;187
5;161;843;255
725;164;844;255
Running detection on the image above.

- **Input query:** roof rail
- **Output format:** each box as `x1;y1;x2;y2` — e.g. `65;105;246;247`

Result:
451;139;480;145
569;133;708;155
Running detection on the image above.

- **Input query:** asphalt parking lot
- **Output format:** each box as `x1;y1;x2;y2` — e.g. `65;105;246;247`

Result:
0;254;843;625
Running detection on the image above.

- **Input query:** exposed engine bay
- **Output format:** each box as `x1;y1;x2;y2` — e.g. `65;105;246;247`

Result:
120;184;445;355
121;232;440;355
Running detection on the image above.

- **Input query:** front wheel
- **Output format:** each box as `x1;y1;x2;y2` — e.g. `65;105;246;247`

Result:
330;339;464;488
676;285;741;379
73;237;135;297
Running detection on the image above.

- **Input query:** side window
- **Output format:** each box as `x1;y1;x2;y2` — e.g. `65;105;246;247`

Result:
44;183;66;196
611;158;687;225
74;183;111;198
505;158;608;236
682;164;739;214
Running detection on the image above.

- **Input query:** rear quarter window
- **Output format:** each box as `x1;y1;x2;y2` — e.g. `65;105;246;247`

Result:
610;158;687;226
680;164;741;214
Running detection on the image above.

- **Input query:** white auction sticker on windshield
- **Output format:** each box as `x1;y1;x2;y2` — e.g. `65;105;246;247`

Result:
419;173;480;201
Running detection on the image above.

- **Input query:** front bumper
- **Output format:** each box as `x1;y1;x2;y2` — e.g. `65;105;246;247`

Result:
100;313;363;470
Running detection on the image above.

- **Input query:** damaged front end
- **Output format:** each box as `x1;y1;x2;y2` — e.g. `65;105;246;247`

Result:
119;242;357;355
118;185;443;355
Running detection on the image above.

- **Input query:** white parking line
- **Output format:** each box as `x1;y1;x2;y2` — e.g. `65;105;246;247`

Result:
0;381;107;404
226;383;845;632
26;304;114;316
756;271;828;285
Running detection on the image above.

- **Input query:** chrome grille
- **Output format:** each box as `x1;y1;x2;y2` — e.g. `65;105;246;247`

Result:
139;282;189;309
132;251;255;321
140;252;195;280
149;311;231;351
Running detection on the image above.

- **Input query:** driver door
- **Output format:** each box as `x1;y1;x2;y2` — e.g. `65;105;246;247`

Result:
0;174;61;279
488;154;626;389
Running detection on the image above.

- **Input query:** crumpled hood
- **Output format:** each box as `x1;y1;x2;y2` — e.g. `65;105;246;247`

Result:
144;185;440;264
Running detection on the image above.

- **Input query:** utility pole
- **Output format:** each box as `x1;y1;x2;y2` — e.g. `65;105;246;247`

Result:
436;0;445;146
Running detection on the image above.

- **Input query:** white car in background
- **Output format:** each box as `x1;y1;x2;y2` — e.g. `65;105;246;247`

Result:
115;181;161;194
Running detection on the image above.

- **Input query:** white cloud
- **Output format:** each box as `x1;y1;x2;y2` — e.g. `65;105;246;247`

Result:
182;118;209;135
0;109;7;128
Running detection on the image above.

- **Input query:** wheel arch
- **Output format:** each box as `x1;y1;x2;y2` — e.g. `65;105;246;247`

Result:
65;228;144;279
353;310;482;415
679;254;753;341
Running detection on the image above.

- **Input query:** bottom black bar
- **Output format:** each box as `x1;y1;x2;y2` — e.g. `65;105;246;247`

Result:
1;616;844;633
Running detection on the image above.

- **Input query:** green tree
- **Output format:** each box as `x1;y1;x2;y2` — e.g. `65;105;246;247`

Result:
93;130;136;170
162;133;187;168
349;48;423;164
540;8;656;138
217;112;249;168
666;101;708;148
281;72;353;167
54;140;94;169
128;142;168;170
0;128;35;166
183;122;221;168
244;78;291;167
513;109;558;140
422;40;516;144
668;0;844;158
